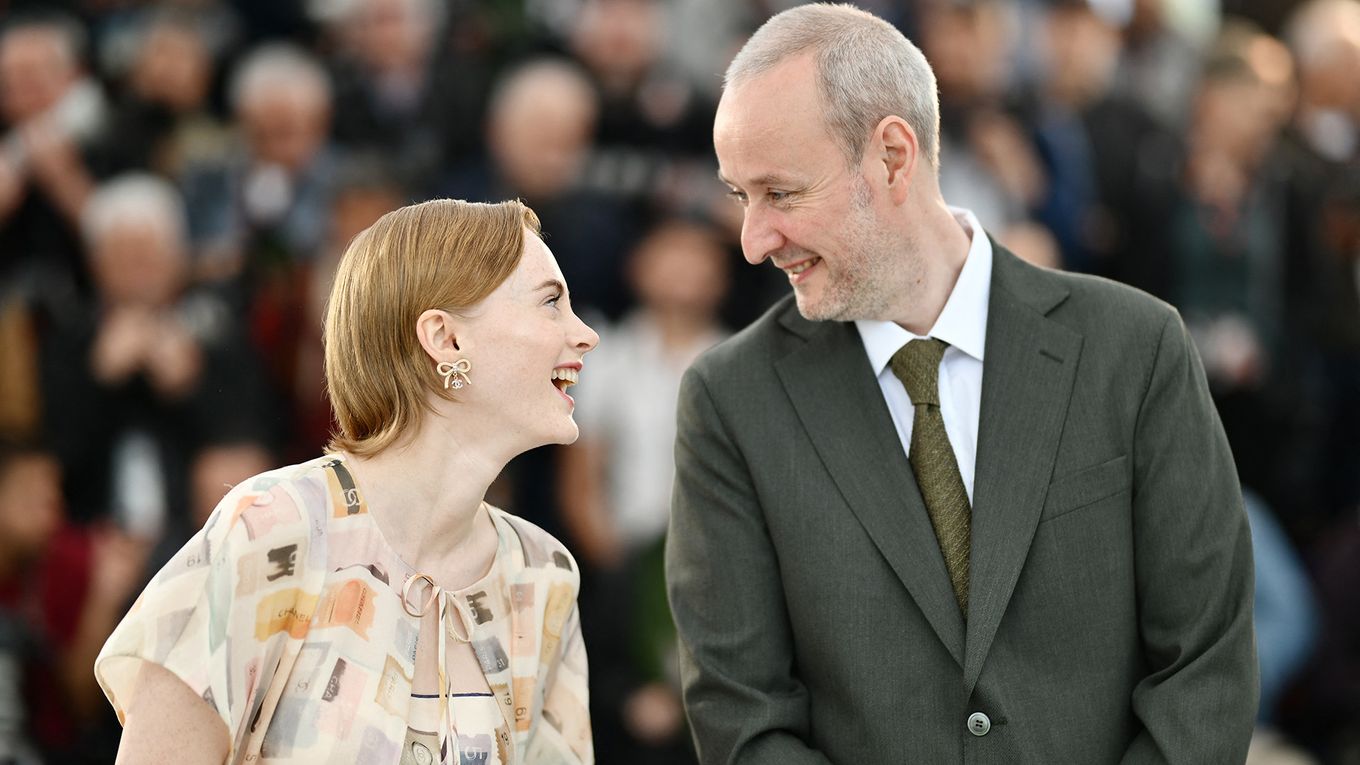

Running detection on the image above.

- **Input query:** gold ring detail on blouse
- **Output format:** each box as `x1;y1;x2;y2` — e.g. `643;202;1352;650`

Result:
402;573;439;618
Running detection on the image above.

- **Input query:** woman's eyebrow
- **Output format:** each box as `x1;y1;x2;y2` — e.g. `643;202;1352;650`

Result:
533;278;565;294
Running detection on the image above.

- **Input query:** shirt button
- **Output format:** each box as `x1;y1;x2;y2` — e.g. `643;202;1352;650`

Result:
968;711;991;737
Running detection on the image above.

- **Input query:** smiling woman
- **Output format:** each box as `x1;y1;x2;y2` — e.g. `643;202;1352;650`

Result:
95;199;599;765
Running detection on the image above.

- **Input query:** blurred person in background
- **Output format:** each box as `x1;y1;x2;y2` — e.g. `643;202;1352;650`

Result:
922;0;1048;235
1276;8;1360;751
1288;499;1360;762
1278;0;1360;528
1114;0;1207;129
100;8;232;181
182;41;338;281
39;173;270;529
560;219;730;763
445;58;642;323
327;0;491;192
1243;490;1320;765
289;155;408;462
1031;0;1182;297
0;437;149;764
1171;24;1300;517
1283;0;1360;164
181;43;341;447
0;290;40;439
568;0;715;196
0;11;110;300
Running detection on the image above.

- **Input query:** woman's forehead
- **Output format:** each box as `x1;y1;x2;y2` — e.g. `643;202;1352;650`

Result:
504;232;565;291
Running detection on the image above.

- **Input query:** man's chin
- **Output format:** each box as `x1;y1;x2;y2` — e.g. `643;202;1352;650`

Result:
793;291;842;322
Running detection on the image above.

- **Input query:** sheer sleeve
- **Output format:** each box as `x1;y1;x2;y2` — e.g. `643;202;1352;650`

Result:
95;475;317;756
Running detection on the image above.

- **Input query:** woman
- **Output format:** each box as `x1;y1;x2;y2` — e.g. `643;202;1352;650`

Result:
95;199;599;764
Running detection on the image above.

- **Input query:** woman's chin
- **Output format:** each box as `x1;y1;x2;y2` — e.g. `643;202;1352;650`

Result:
520;420;580;451
554;420;581;446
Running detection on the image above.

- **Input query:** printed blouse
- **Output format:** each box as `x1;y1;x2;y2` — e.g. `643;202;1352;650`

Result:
96;454;593;764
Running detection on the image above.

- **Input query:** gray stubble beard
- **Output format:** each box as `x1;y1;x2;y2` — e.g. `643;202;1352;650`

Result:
795;180;921;324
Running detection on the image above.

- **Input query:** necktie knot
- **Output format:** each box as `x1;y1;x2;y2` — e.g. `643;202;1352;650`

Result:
889;338;948;406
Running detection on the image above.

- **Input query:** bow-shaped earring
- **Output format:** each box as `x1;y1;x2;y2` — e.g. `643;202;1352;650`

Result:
437;359;472;390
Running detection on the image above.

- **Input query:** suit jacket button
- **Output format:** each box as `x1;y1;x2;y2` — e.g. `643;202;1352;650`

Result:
968;712;991;737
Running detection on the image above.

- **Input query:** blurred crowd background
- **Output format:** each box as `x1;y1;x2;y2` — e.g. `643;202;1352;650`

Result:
0;0;1354;762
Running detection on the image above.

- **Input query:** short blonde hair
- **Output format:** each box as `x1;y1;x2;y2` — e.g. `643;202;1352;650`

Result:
324;198;541;456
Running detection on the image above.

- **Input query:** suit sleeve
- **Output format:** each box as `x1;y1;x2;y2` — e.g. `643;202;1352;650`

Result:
1121;311;1258;764
666;365;834;765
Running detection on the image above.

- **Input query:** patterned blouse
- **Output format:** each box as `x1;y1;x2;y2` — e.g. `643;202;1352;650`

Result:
96;455;593;764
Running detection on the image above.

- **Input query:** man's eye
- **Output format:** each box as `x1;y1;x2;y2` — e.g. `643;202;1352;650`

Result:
768;190;790;203
726;190;748;205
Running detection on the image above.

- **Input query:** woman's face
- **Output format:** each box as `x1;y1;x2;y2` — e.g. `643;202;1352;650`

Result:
460;231;599;448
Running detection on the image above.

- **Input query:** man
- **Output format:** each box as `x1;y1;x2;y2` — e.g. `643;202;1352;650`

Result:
0;12;109;296
664;5;1257;763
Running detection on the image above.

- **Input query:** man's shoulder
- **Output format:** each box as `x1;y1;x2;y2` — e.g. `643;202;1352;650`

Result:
688;294;807;384
994;248;1177;338
1003;258;1184;380
1048;268;1175;326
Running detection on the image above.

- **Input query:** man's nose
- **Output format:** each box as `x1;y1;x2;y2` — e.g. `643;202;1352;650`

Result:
740;205;784;266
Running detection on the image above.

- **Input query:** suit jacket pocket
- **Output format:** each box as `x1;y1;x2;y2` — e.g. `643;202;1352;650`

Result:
1040;454;1130;523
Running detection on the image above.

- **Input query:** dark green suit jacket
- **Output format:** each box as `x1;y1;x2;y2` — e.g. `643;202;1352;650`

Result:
666;246;1257;764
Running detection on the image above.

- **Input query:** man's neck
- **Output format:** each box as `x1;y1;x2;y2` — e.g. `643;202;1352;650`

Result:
892;201;972;336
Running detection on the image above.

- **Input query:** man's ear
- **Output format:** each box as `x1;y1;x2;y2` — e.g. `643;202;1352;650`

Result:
873;115;919;205
415;308;464;363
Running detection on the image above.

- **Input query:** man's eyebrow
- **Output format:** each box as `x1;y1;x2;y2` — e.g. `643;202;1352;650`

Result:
716;171;797;189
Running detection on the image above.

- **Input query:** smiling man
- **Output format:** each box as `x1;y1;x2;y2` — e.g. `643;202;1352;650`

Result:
664;4;1258;763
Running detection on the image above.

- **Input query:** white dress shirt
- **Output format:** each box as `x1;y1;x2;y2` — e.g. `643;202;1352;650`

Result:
854;207;992;504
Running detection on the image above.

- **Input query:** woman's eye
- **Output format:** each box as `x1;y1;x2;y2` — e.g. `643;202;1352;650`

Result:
545;294;562;307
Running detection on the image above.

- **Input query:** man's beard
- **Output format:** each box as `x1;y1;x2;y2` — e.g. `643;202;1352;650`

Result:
795;179;911;322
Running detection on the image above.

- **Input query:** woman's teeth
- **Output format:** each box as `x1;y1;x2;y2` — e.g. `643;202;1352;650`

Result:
551;368;579;389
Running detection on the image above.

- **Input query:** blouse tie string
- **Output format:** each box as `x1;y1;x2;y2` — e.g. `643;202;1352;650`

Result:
402;572;477;763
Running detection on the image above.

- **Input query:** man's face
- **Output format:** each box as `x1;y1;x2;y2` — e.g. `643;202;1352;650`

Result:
714;54;901;322
0;29;77;123
241;90;329;172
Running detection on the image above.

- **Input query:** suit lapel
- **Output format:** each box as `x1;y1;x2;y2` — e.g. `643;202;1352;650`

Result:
963;248;1082;693
775;316;965;666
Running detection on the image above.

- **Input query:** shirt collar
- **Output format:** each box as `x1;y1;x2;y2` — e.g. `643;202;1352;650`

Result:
855;207;992;376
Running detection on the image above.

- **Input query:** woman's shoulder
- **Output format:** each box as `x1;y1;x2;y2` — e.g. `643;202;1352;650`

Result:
486;506;581;583
199;454;345;554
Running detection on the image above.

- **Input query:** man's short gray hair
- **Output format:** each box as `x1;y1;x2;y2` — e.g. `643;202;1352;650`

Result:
229;43;332;113
82;173;187;251
725;3;940;168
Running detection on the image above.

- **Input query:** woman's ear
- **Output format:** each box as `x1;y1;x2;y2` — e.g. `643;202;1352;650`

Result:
415;308;463;363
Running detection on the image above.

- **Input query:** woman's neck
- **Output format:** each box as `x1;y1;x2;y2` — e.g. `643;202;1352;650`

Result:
342;416;507;587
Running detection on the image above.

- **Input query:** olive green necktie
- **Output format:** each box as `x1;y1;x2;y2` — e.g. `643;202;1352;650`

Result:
889;338;971;615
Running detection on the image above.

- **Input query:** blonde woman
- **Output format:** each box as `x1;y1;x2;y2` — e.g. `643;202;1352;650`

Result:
96;199;598;764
